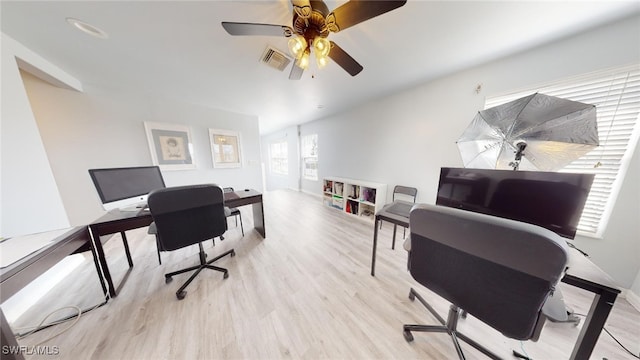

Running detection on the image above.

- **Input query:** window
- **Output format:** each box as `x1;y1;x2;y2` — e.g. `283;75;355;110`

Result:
269;141;288;175
485;65;640;237
301;134;318;180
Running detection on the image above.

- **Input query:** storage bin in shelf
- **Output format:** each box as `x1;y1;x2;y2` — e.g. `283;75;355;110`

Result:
332;195;344;210
323;195;333;207
321;176;387;221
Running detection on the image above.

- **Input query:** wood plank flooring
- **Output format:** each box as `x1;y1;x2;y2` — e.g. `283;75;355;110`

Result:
6;189;640;359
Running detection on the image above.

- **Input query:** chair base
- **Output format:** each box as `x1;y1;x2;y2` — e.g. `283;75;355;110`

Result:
165;243;235;300
403;288;503;360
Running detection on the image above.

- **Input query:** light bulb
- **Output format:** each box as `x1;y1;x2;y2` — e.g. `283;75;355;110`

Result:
297;50;310;70
313;37;330;58
288;36;307;59
316;55;328;69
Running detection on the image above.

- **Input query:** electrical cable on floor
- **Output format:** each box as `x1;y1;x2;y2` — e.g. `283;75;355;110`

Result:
14;306;81;345
572;312;640;359
14;295;109;340
11;227;116;344
603;326;640;359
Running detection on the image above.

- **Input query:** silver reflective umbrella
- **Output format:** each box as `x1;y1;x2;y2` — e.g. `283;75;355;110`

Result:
457;93;599;171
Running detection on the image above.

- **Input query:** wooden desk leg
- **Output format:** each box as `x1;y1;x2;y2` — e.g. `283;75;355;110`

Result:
371;217;379;276
252;199;266;238
569;290;618;360
120;232;134;268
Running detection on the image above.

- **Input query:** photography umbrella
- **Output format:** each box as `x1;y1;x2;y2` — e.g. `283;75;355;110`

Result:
457;93;598;171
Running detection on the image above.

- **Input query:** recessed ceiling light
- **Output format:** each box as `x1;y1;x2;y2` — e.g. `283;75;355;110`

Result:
66;18;108;39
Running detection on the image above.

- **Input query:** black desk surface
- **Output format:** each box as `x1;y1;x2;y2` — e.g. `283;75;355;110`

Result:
563;248;620;294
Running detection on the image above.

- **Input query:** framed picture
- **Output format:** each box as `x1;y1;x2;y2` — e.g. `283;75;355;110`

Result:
209;128;242;168
144;122;195;170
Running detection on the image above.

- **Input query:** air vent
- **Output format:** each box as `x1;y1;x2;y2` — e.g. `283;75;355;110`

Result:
260;46;291;72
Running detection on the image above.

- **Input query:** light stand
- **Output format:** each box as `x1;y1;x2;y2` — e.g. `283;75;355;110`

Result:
509;141;527;171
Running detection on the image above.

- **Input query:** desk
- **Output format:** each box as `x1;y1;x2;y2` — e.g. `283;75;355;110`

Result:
371;200;412;277
223;189;265;238
90;189;265;298
562;249;620;360
370;210;621;360
0;227;95;360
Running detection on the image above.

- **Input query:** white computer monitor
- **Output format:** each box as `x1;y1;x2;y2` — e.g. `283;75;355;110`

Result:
88;166;166;211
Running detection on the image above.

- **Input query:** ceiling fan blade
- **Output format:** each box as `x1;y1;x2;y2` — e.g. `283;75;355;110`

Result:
328;41;363;76
325;0;407;33
221;22;294;37
289;63;305;80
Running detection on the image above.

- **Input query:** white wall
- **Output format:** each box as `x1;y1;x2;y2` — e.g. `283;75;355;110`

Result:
20;72;262;226
262;15;640;288
0;34;77;237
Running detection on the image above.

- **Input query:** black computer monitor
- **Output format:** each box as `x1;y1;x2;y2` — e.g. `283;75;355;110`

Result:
436;167;594;239
88;166;166;211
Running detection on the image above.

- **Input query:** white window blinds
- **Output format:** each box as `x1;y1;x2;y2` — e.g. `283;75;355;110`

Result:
485;64;640;237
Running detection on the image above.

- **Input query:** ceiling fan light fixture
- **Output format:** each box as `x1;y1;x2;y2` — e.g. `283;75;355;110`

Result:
297;50;310;70
288;35;307;59
316;54;328;69
313;37;330;58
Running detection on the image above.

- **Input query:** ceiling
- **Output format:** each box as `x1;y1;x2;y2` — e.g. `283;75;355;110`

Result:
2;1;639;135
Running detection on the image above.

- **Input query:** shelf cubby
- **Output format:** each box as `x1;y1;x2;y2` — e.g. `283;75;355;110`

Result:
321;177;387;221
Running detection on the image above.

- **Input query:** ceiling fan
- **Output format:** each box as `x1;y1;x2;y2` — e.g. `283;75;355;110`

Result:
221;0;407;80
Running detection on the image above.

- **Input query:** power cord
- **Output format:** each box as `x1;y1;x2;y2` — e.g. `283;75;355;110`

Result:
512;314;639;360
12;227;114;344
602;326;640;359
572;312;640;359
15;306;81;345
566;241;589;257
14;294;109;341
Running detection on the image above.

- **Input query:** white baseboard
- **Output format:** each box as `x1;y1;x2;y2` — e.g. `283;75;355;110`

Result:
624;289;640;312
300;189;321;198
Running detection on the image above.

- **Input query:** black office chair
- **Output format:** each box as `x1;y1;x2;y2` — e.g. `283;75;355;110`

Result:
223;187;244;237
148;184;235;300
380;185;417;249
403;204;569;359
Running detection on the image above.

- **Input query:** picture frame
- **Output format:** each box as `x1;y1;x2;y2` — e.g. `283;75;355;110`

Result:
209;128;242;168
144;122;195;171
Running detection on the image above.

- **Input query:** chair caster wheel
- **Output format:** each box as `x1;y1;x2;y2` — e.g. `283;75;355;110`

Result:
231;250;236;257
408;291;415;301
403;330;414;342
176;291;186;300
223;272;229;279
165;276;173;284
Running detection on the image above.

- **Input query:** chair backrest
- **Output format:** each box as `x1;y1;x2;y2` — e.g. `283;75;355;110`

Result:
408;204;568;340
393;185;417;202
148;184;227;251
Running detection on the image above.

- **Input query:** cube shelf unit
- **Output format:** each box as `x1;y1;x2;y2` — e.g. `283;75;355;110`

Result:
322;177;387;221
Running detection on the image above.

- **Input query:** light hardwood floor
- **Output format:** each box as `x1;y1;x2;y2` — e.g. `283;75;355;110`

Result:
8;189;640;359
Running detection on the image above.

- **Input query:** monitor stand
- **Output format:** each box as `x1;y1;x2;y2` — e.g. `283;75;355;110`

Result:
120;202;147;212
